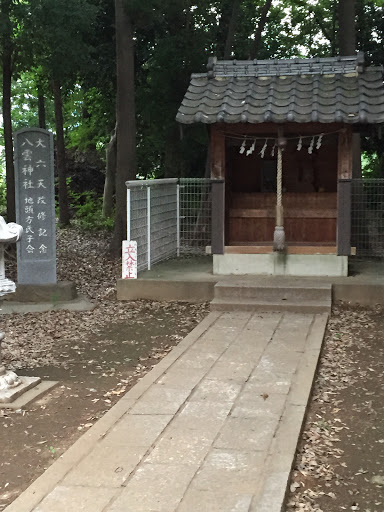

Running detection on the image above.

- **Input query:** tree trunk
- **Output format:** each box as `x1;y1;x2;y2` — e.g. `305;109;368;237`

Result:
223;0;241;59
110;0;137;256
249;0;272;60
338;0;356;55
1;0;15;222
38;93;46;129
52;79;70;226
2;48;15;222
103;125;117;217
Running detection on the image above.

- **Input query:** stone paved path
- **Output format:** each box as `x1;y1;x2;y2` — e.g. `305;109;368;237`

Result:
5;311;328;512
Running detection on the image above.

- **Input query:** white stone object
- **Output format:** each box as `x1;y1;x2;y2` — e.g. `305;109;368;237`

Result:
0;216;23;394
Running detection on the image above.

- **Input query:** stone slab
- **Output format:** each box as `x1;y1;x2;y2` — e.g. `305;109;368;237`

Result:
1;380;58;409
106;463;197;512
117;278;215;302
190;449;266;494
2;310;327;512
213;253;348;277
0;376;41;404
4;281;77;302
33;485;116;512
62;443;147;488
0;295;94;314
178;489;253;512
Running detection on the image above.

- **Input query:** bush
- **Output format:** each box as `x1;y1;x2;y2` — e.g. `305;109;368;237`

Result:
67;179;114;231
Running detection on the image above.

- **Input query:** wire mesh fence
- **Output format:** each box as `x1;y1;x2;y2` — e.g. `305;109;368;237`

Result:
351;178;384;258
150;182;178;266
129;186;148;272
127;178;212;272
179;178;212;255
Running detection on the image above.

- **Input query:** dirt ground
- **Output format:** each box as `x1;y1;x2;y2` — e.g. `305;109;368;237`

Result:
1;228;383;511
285;303;384;512
0;301;208;510
0;229;209;510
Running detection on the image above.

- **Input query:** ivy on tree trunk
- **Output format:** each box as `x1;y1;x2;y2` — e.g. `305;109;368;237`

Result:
1;0;16;222
110;0;137;256
52;79;70;226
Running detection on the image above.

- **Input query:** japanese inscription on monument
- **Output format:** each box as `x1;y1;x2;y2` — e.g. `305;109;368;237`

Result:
14;128;56;284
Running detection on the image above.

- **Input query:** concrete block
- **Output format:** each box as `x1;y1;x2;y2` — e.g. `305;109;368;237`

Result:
4;281;77;302
170;401;232;432
102;414;172;446
178;489;253;512
1;380;57;410
62;443;146;488
213;253;348;277
128;385;191;415
206;361;254;382
0;376;41;404
268;404;306;463
33;486;116;512
190;449;265;494
247;369;292;395
288;349;322;407
106;463;197;512
333;282;384;305
257;349;302;375
156;367;206;390
214;281;331;302
213;417;277;452
117;278;215;302
190;379;242;403
146;427;213;465
250;471;290;512
231;393;287;419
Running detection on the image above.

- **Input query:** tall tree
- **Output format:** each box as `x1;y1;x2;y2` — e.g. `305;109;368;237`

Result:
27;0;99;226
339;0;356;55
1;0;17;221
110;0;137;255
249;0;273;59
223;0;242;59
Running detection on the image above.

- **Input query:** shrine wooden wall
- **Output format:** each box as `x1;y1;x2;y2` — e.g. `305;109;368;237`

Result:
210;123;353;249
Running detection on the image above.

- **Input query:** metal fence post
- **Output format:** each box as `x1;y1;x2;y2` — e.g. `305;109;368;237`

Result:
176;183;180;257
126;188;131;241
147;185;151;270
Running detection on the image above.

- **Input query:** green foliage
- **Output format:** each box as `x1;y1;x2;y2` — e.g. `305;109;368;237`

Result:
66;179;113;231
0;173;7;216
3;0;384;217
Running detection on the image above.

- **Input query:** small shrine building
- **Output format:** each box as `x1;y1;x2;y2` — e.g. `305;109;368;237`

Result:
176;53;384;276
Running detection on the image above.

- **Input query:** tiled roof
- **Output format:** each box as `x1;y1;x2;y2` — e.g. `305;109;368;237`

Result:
176;54;384;125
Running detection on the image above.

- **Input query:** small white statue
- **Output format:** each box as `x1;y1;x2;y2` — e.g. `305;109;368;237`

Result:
0;216;23;391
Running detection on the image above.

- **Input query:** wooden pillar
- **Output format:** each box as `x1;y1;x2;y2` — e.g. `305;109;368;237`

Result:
337;127;353;180
337;180;352;255
210;126;226;179
337;127;353;256
211;179;225;254
210;125;226;254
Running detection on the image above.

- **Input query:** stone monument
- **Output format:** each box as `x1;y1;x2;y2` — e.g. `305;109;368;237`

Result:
14;127;56;284
0;217;41;403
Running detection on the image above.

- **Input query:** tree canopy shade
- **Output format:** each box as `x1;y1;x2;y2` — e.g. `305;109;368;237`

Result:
1;0;384;236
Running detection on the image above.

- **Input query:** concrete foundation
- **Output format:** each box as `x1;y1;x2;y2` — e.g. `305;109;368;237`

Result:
213;253;348;277
3;281;77;303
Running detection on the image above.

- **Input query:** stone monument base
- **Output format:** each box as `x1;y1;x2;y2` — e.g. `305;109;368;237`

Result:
3;281;77;303
0;376;41;404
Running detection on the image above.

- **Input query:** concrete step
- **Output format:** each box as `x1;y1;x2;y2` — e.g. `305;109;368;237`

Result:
214;280;332;302
210;297;332;314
